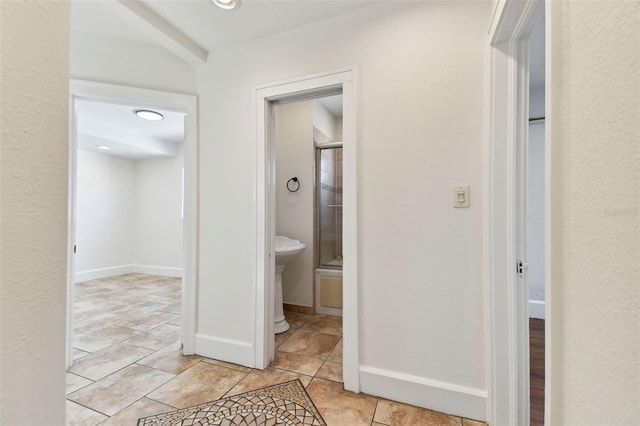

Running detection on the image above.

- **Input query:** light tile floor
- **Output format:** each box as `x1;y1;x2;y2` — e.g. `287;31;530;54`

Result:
68;273;486;426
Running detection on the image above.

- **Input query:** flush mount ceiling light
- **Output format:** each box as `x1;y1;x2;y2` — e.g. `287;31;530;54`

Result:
96;145;111;150
212;0;240;10
135;109;164;121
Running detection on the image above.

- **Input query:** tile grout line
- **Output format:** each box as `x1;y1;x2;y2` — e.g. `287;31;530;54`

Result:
66;278;184;423
68;352;173;399
66;370;96;383
67;398;112;419
370;396;382;425
71;277;355;424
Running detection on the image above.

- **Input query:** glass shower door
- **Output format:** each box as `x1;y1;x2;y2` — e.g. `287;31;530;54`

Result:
317;146;343;268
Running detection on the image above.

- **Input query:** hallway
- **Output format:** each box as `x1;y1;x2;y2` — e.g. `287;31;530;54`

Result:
67;274;487;425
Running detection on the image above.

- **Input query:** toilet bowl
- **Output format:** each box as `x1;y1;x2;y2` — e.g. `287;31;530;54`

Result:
274;236;305;333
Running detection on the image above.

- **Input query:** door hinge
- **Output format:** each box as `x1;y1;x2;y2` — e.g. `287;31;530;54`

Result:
516;260;528;278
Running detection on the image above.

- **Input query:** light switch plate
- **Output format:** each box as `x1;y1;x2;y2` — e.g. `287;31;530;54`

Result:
453;186;470;208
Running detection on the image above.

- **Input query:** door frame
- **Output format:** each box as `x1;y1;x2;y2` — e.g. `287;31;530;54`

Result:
254;68;359;392
485;0;546;424
66;80;198;367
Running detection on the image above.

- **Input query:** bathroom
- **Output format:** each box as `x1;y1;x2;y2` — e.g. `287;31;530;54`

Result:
274;93;344;329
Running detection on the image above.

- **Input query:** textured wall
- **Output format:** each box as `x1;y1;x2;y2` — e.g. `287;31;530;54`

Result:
549;1;640;423
0;1;70;424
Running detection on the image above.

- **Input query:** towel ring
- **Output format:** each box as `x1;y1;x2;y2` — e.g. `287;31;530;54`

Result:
287;177;300;192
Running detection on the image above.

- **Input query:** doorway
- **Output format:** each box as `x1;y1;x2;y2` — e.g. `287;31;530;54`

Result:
254;68;358;392
486;1;548;425
73;100;185;280
66;80;198;368
69;98;185;367
526;11;546;426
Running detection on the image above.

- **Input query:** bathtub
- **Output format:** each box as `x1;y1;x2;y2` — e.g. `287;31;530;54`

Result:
315;268;342;316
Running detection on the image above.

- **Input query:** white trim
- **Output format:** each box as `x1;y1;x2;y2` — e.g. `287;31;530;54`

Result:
486;1;544;425
515;37;532;426
255;87;271;370
75;265;136;282
485;37;519;426
195;334;254;368
255;68;359;392
481;31;492;426
360;366;487;422
66;93;79;369
67;80;199;366
134;265;183;278
75;265;183;282
341;75;358;393
489;0;542;45
529;300;545;319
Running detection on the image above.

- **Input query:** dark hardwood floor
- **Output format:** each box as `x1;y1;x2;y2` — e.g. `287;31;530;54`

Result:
530;318;545;426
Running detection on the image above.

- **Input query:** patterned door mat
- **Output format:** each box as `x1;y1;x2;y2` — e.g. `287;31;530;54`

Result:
138;379;327;426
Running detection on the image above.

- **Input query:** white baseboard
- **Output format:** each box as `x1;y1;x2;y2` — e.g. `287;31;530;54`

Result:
529;300;545;319
135;265;183;278
359;366;487;422
75;264;183;282
195;334;254;368
75;264;135;282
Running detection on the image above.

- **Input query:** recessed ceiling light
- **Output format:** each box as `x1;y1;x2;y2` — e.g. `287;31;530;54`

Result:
96;145;111;150
135;109;164;121
212;0;240;10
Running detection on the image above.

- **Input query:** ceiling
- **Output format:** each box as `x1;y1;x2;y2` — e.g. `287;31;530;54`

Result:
71;1;362;158
71;0;375;52
71;1;157;45
76;100;184;160
71;1;539;155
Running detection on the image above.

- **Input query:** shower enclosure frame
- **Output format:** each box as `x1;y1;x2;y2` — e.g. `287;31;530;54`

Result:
315;143;343;270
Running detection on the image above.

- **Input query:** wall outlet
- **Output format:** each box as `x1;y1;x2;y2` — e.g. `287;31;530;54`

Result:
453;186;470;208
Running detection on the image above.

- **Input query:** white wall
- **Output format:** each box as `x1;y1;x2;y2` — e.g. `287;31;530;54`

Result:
275;102;315;307
76;150;137;279
134;145;184;274
530;85;545;118
528;87;545;319
313;100;340;142
196;1;490;419
70;32;196;94
76;147;183;281
0;1;69;424
549;1;640;424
